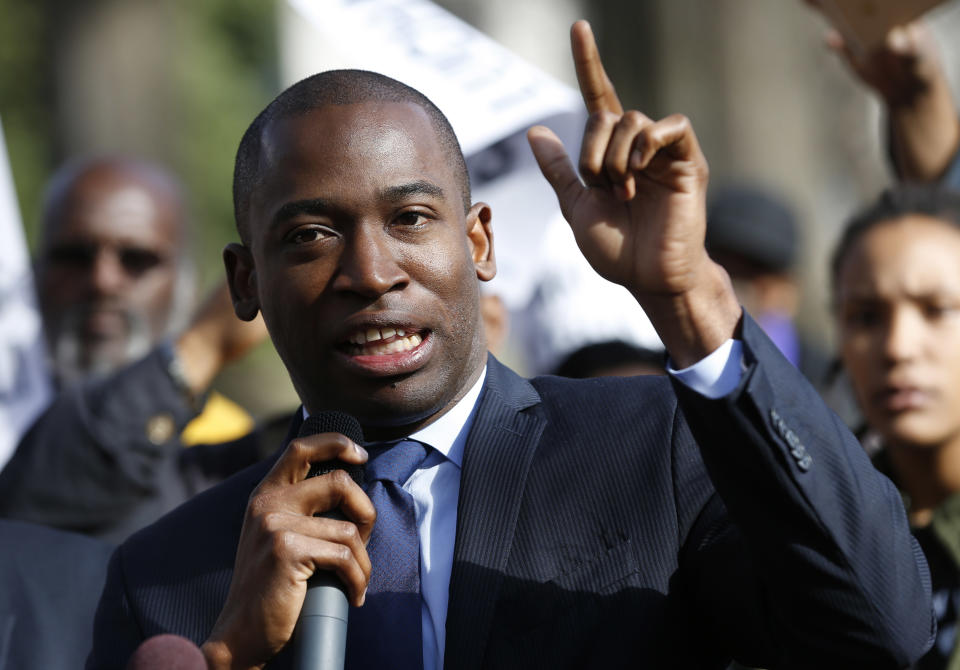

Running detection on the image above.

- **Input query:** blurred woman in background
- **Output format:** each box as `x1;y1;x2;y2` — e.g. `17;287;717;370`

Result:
832;185;960;670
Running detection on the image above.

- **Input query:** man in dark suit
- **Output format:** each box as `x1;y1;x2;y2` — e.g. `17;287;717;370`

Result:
0;520;112;670
0;158;272;542
88;21;934;669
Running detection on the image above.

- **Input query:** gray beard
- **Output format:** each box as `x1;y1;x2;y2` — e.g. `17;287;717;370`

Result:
50;307;153;386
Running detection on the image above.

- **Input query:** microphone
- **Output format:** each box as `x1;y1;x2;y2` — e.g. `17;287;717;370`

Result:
293;411;365;670
125;634;206;670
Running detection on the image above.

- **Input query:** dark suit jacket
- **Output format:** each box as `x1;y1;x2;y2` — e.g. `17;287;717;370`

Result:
0;348;275;543
0;520;113;670
87;316;934;669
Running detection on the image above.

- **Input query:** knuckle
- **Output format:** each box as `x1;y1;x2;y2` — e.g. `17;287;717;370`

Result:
598;110;620;124
272;529;298;556
585;110;618;128
323;432;353;451
622;110;645;126
247;491;274;518
287;439;309;461
326;468;352;488
260;510;286;533
331;543;353;566
340;522;362;544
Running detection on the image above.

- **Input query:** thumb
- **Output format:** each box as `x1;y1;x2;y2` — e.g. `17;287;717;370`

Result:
527;125;583;217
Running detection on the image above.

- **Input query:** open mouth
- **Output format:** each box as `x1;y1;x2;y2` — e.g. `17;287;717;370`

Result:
342;326;426;357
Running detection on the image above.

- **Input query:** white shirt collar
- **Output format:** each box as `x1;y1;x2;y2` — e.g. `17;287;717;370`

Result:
301;365;487;469
408;366;486;468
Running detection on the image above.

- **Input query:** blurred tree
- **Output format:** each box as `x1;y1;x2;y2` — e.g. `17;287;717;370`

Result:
0;0;298;420
0;0;56;242
171;0;279;286
0;0;279;285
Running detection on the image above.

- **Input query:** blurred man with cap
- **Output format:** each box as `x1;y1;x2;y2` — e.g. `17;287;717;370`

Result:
707;186;830;386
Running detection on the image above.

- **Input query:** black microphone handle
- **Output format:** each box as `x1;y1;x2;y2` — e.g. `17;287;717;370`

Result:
293;411;364;670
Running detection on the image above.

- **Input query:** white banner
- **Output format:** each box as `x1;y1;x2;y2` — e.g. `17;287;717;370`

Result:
0;117;51;470
284;0;581;157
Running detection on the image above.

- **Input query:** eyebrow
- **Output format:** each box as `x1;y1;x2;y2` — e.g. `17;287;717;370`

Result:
381;180;445;202
272;198;333;225
271;181;446;226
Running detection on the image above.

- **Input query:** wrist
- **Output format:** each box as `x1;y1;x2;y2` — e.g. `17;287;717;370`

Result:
158;340;205;412
201;638;263;670
200;639;233;670
889;96;960;181
634;261;742;369
174;325;224;396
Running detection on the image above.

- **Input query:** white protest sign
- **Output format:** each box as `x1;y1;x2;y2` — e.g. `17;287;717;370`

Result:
285;0;581;156
0;117;51;469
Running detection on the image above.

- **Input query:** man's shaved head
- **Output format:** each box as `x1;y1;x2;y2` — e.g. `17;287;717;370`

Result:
232;69;470;244
41;157;187;246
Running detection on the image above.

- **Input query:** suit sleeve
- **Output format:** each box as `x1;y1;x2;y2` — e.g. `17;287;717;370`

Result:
672;313;934;669
0;348;198;538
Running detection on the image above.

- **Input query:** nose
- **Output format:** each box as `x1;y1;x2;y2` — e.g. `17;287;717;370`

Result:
331;225;409;298
88;248;128;297
882;307;922;364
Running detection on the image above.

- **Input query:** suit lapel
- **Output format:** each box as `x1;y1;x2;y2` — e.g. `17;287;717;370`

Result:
445;357;545;670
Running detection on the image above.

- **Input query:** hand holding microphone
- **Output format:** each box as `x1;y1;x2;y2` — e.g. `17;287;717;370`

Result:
293;412;366;670
200;414;374;670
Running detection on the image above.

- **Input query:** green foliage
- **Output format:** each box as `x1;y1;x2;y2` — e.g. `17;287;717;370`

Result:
0;0;279;283
170;0;280;287
0;0;55;246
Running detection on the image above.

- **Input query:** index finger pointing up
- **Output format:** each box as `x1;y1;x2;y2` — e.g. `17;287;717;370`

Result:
572;20;624;116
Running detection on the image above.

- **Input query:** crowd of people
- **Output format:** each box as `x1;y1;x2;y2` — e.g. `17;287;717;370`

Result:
2;5;960;670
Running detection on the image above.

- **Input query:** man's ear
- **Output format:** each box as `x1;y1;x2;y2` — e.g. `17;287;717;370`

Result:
223;243;261;321
466;202;496;282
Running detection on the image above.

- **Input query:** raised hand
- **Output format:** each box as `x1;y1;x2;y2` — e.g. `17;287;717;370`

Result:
528;20;740;366
176;279;269;396
804;1;960;182
201;433;374;670
823;20;942;106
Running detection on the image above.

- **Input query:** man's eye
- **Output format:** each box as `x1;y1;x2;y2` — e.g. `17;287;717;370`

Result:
394;211;428;227
925;302;960;320
48;244;95;268
119;249;163;276
286;226;332;244
843;305;882;329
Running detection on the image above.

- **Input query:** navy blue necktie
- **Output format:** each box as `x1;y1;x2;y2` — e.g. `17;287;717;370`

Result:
346;439;429;670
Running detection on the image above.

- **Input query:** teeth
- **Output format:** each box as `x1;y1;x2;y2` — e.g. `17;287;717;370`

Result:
397;329;405;337
349;332;423;355
365;328;381;343
381;327;396;339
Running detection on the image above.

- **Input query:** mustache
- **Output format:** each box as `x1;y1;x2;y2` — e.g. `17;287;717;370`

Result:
47;303;153;383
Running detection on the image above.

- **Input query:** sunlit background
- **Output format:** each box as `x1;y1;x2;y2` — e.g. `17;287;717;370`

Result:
2;0;959;418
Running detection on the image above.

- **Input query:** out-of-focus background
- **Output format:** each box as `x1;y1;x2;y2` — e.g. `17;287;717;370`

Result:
2;0;959;418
